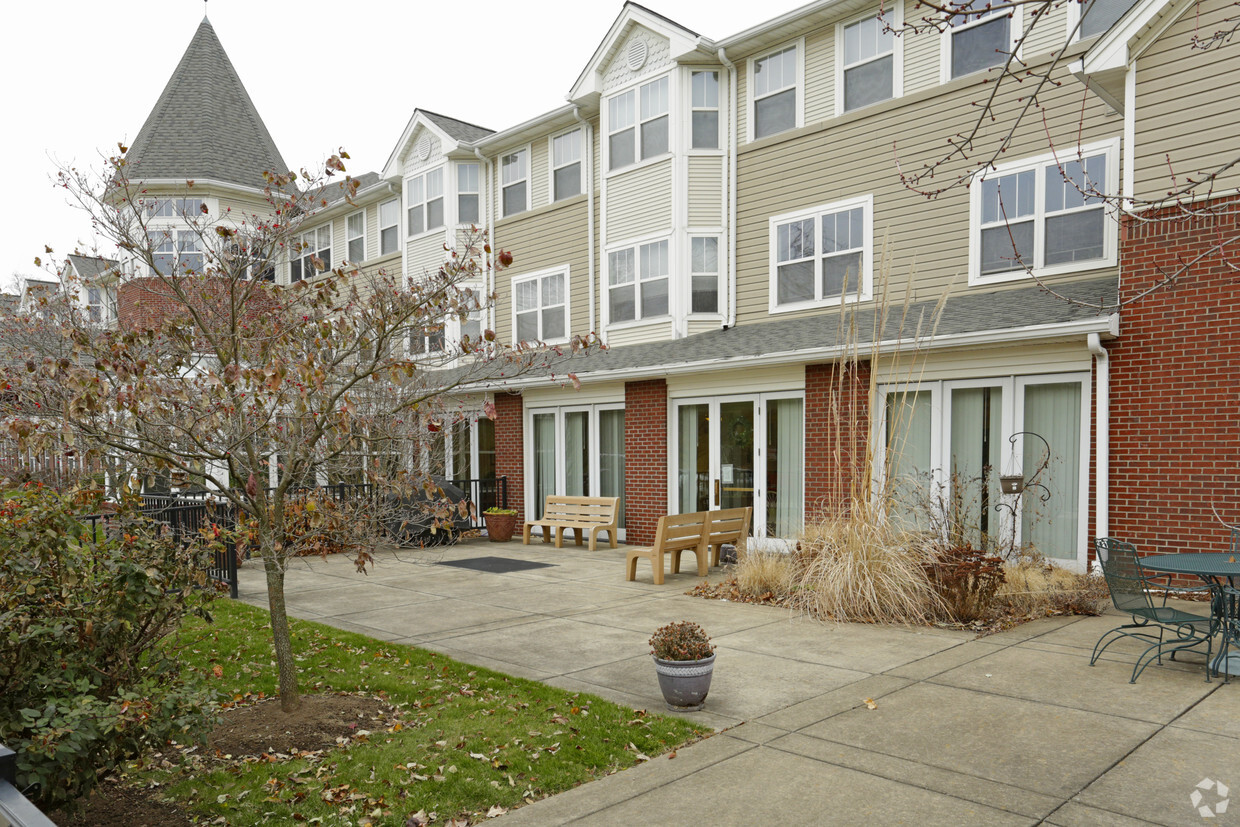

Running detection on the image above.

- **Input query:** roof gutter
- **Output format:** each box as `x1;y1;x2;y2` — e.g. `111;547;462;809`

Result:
1088;331;1110;555
465;313;1121;391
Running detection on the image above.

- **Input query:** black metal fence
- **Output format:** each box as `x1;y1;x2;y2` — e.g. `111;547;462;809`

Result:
0;745;57;827
451;476;509;529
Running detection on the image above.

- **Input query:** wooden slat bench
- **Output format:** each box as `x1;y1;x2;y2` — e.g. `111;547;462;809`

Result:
523;495;620;551
625;511;710;585
705;506;753;567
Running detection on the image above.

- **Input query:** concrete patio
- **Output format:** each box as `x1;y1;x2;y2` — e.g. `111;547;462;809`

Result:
238;537;1240;826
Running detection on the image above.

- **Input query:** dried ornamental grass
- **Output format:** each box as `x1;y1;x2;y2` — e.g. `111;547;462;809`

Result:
997;553;1109;616
791;504;945;624
735;548;794;599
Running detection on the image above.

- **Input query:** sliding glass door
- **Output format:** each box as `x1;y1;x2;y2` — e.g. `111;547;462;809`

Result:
527;404;626;533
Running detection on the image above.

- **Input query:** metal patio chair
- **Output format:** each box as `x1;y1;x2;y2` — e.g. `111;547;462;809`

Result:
1091;538;1217;683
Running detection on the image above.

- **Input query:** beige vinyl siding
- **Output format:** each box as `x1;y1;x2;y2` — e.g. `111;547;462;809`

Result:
902;0;941;94
605;158;673;244
1134;0;1240;200
873;340;1092;384
215;192;272;220
686;318;721;337
1022;1;1069;59
803;28;835;123
687;156;724;227
734;58;1122;323
607;319;674;347
406;231;446;279
530;137;550;210
667;364;804;397
492;198;590;344
736;62;749;147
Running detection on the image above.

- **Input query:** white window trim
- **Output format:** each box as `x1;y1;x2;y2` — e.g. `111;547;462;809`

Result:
939;7;1024;83
687;233;723;317
378;198;400;257
747;38;805;143
967;137;1120;285
345;209;366;263
548;128;584;202
499;146;532;218
835;6;904;117
875;372;1092;571
290;222;333;283
687;69;724;154
405;164;446;241
604;233;673;329
456;161;482;226
510;266;571;345
767;194;874;314
604;70;675;177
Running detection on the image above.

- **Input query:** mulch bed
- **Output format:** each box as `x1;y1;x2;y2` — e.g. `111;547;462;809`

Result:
58;692;396;826
686;577;793;608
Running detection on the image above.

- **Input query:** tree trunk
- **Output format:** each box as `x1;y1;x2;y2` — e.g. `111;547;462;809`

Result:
263;548;301;712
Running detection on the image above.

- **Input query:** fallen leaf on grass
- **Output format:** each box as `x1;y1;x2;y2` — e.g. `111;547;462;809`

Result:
487;805;509;818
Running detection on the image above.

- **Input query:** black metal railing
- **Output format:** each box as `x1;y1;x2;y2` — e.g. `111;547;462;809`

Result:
0;745;57;827
450;476;508;529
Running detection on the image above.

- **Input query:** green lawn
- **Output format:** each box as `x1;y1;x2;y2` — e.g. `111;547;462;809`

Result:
149;600;707;825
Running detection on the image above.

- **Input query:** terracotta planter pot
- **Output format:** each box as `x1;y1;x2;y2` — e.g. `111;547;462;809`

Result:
653;653;715;711
483;512;517;542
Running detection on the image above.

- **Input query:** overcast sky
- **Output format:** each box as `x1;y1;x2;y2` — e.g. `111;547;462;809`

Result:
0;0;778;292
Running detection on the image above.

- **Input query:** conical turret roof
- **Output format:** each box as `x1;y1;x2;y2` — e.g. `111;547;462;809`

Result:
127;18;287;188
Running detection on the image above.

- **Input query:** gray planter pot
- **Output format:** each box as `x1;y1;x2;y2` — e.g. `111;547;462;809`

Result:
652;653;715;711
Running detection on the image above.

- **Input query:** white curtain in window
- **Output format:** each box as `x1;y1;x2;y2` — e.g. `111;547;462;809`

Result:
564;411;588;496
1022;383;1082;560
599;410;625;528
949;386;1003;549
885;390;933;528
533;413;556;519
768;399;803;538
678;406;700;513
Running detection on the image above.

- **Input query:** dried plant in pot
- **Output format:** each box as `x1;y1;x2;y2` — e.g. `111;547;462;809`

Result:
482;506;518;542
649;621;716;711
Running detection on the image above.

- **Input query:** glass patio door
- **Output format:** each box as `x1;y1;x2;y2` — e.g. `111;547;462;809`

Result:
674;394;803;541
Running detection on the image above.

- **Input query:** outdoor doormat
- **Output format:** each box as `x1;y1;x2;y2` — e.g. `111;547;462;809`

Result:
438;556;555;574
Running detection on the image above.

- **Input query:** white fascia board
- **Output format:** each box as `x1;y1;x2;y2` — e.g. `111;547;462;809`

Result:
568;4;707;101
715;0;843;51
473;104;579;155
380;111;460;180
128;178;269;198
467;314;1121;391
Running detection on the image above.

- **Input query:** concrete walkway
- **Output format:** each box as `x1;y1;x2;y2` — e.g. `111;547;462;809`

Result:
239;538;1240;826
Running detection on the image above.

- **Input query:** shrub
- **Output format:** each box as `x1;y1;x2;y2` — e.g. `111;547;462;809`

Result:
922;545;1007;623
0;486;217;813
649;621;714;661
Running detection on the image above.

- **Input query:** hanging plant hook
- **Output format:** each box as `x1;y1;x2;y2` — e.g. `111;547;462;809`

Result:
995;431;1052;522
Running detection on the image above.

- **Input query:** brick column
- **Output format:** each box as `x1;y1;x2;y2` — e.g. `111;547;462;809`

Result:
493;392;525;522
1109;199;1240;559
624;379;668;545
804;361;871;522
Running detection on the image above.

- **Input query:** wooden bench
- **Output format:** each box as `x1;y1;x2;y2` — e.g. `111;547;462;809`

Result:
523;495;620;551
705;506;753;567
625;511;710;585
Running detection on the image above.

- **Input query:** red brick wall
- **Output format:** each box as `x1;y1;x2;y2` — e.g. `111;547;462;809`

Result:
493;393;525;522
624;379;668;545
117;277;277;330
804;361;872;521
1110;198;1240;557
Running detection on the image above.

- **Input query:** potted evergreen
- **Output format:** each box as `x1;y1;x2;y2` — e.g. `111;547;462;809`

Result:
482;506;518;542
649;621;716;711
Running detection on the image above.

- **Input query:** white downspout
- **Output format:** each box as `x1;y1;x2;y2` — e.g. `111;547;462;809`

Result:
1088;332;1109;552
473;147;494;333
717;47;737;329
572;106;597;333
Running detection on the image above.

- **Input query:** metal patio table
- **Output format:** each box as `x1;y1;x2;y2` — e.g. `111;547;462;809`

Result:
1142;553;1240;677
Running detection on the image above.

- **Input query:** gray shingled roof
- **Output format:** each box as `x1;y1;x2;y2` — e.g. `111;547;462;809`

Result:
421;111;495;144
316;171;383;207
66;254;119;280
127;18;287;189
461;276;1118;386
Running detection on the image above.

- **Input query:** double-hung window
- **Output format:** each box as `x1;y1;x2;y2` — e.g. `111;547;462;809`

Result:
513;270;567;343
972;143;1115;283
552;130;582;201
841;14;895;112
290;225;331;283
407;168;444;236
87;287;103;323
690;236;720;313
379;199;399;255
346;211;365;262
948;6;1014;78
409;326;445;355
608;239;669;323
501;150;528;217
753;45;798;139
770;196;872;310
690;71;720;149
149;230;176;275
148;229;204;275
458;163;480;224
144;198;203;218
608;76;670;171
1077;0;1140;39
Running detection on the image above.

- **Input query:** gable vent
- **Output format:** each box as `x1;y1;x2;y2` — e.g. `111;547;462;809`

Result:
627;39;648;71
416;136;432;161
